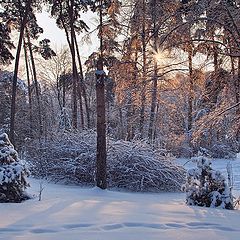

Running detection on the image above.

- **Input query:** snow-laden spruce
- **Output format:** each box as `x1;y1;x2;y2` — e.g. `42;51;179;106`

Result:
182;156;233;209
0;133;29;202
27;131;185;192
58;107;72;131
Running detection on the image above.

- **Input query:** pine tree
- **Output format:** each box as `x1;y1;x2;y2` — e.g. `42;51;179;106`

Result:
0;17;14;65
0;133;29;202
182;155;233;209
58;107;72;131
50;0;91;129
0;0;39;144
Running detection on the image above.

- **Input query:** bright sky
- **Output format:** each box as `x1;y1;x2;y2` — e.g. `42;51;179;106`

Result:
36;10;99;61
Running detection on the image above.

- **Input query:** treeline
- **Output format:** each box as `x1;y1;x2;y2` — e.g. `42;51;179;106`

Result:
0;0;239;158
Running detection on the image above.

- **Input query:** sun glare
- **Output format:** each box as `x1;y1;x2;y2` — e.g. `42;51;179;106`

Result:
154;50;169;65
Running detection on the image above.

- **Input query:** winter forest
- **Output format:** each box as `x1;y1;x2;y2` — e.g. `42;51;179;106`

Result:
0;0;240;239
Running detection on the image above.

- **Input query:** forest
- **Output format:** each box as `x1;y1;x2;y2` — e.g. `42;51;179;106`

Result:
1;1;240;239
0;0;240;190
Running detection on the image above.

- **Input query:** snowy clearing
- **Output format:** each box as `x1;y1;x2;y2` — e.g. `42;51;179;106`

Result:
1;171;240;240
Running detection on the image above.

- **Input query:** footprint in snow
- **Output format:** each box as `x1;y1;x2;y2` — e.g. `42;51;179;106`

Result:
63;223;94;229
102;224;124;230
30;228;58;234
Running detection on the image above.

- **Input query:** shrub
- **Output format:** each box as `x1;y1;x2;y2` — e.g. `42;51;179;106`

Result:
26;131;185;192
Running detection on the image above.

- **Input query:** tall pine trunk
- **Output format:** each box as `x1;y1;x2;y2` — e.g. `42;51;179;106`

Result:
148;0;158;143
73;32;90;128
69;0;78;129
237;57;240;150
126;91;133;141
212;35;218;72
236;57;240;115
9;0;31;144
96;0;107;189
23;38;33;136
26;30;43;137
139;0;147;138
187;44;193;132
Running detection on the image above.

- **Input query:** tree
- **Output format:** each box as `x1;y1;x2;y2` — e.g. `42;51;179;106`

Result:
0;14;15;65
50;0;91;129
92;0;121;189
0;70;30;147
95;0;107;189
24;19;56;138
0;0;39;144
0;133;29;202
58;107;71;131
182;155;233;209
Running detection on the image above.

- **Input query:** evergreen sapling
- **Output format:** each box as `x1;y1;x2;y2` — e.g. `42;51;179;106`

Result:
0;133;29;202
182;156;233;209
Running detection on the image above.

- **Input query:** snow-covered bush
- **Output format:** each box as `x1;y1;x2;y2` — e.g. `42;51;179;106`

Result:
182;156;233;209
0;133;29;202
26;131;185;192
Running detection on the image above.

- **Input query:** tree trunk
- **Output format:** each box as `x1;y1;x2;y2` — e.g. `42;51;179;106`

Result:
126;91;133;141
96;0;107;189
118;107;124;139
56;72;62;110
187;44;193;132
212;36;218;72
153;100;160;144
73;32;90;128
26;30;43;137
23;38;33;136
148;0;158;143
9;0;31;144
76;75;84;129
139;0;147;138
69;0;78;129
236;57;240;115
63;76;66;108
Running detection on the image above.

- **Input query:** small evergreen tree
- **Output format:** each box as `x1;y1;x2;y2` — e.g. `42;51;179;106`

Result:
0;133;29;202
182;156;234;209
58;108;72;131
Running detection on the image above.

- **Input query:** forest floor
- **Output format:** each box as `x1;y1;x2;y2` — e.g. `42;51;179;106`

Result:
1;158;240;240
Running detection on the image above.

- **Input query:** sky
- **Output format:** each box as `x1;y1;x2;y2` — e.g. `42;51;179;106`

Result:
36;10;99;62
3;10;99;78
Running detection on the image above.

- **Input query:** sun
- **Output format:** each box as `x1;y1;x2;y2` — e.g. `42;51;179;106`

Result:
153;50;169;65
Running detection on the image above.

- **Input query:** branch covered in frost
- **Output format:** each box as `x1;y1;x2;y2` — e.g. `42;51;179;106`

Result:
26;131;185;192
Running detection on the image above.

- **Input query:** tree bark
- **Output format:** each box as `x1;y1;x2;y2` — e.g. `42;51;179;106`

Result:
139;0;147;138
69;0;78;129
212;35;218;72
73;31;90;128
26;29;43;137
148;0;158;143
23;38;33;136
96;0;107;189
236;57;240;115
126;91;133;141
187;44;193;132
9;0;31;144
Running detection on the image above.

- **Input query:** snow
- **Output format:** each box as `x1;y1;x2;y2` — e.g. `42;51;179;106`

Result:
1;173;240;240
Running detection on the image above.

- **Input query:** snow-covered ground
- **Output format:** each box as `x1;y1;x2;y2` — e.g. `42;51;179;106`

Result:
1;158;240;240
